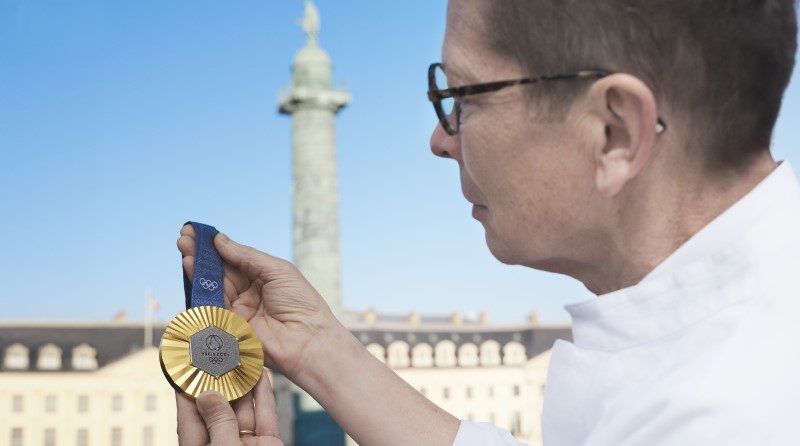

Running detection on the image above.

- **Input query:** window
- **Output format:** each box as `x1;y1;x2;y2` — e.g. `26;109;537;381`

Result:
44;428;55;446
45;395;57;413
112;394;123;412
143;425;154;446
480;340;501;366
77;428;89;446
457;343;479;367
366;343;385;363
488;386;495;398
489;413;496;424
434;340;457;367
465;386;473;399
443;387;450;399
467;413;474;421
513;384;521;397
387;341;410;368
411;343;433;368
111;427;122;446
12;394;23;412
37;344;62;370
145;394;157;412
510;411;522;436
10;427;23;446
72;344;98;370
502;341;527;365
419;386;427;397
78;395;89;413
4;344;29;370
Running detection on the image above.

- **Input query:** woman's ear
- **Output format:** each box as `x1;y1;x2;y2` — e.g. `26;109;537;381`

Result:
586;74;659;197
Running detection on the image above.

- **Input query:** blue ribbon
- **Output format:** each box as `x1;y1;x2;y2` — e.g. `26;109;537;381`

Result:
182;222;225;309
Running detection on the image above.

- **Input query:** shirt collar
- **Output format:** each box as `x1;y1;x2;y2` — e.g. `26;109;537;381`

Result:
563;161;799;350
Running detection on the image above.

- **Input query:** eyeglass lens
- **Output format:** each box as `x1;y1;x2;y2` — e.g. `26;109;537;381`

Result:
434;65;458;130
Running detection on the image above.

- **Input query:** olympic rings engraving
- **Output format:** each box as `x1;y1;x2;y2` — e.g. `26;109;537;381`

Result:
199;277;219;291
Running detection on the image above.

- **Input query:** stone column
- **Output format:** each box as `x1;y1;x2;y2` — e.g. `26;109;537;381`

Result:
278;0;350;422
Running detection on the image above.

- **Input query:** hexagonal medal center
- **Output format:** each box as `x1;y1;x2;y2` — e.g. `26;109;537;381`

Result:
189;326;240;377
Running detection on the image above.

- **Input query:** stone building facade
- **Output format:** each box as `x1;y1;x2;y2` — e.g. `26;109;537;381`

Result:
0;313;570;446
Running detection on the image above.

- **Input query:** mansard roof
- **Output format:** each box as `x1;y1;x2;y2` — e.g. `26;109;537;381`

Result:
350;325;571;359
0;313;572;372
0;321;166;372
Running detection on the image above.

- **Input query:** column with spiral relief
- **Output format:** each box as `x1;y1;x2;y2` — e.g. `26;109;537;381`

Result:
277;1;349;445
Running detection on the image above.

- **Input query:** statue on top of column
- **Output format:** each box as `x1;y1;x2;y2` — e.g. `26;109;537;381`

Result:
302;0;320;44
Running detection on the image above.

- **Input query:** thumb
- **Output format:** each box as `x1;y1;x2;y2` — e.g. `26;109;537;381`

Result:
214;232;295;282
195;391;242;446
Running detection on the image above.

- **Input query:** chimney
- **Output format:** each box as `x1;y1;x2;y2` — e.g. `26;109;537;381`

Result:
526;312;540;325
478;311;489;325
450;312;463;325
362;308;376;324
408;310;421;325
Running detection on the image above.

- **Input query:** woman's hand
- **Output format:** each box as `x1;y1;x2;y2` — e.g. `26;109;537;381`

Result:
177;224;460;446
176;368;284;446
177;225;339;384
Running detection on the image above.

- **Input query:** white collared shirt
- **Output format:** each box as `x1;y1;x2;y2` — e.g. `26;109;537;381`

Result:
453;161;800;446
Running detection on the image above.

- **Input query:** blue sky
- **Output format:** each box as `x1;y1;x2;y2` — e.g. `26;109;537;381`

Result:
1;1;799;324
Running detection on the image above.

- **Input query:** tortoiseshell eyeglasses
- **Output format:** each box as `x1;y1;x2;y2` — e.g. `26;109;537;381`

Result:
427;62;667;136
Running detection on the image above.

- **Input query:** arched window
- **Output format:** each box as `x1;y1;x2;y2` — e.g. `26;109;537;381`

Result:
366;343;386;363
37;344;62;370
386;341;409;368
72;343;98;370
457;343;479;367
411;343;433;368
480;340;501;366
4;343;29;370
434;340;457;367
502;341;527;365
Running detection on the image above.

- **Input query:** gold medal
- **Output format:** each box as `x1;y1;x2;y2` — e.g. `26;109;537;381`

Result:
160;305;264;401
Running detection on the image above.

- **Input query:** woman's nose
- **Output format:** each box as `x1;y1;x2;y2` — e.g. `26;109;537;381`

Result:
430;123;460;160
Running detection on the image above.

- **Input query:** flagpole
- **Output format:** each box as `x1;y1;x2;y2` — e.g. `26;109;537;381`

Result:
144;288;153;348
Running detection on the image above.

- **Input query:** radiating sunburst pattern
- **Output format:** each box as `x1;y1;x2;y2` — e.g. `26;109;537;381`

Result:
160;306;264;401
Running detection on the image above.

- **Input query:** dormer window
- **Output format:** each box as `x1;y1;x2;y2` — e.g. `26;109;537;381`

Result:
366;343;386;363
37;344;62;370
411;343;433;368
387;341;410;368
434;340;457;367
4;343;29;370
458;343;479;367
72;344;98;370
480;340;501;366
503;342;527;365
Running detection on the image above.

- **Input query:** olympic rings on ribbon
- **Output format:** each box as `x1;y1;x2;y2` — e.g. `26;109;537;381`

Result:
199;277;219;291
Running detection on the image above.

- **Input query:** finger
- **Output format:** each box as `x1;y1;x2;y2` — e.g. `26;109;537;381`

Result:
177;234;196;259
180;233;251;298
182;255;195;281
232;393;256;433
214;233;295;283
196;391;243;446
254;368;282;439
175;391;209;446
180;223;196;238
222;261;252;297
